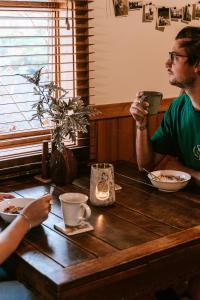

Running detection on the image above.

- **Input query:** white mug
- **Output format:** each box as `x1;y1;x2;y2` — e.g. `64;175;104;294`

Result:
59;193;91;227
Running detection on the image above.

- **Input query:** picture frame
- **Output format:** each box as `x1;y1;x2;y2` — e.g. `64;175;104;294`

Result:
170;7;182;21
193;3;200;19
182;5;192;23
143;3;154;22
113;0;128;16
157;7;171;28
129;1;143;11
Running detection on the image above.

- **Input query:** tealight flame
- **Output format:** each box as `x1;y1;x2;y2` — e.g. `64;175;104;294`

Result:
95;186;109;200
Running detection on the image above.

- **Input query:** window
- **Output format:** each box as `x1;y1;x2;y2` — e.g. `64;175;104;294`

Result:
0;0;92;161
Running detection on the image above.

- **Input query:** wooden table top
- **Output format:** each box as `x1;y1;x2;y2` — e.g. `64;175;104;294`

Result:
1;161;200;300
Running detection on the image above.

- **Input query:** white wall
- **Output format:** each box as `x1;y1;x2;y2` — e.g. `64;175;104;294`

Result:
89;0;199;104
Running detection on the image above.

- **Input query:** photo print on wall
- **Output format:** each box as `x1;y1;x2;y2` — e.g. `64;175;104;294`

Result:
157;7;171;28
113;0;200;32
182;4;192;23
129;1;143;10
194;2;200;19
170;7;182;21
143;3;154;22
113;0;128;16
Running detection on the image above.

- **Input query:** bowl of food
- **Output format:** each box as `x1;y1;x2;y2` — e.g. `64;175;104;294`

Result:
148;170;191;192
0;198;35;223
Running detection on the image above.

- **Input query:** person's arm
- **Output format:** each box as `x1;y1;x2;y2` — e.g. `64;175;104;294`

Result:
0;194;51;264
135;125;164;170
130;92;164;170
0;214;30;264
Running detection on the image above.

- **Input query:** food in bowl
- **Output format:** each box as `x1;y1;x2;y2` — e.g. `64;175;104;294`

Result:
0;198;35;223
152;174;185;182
148;170;191;192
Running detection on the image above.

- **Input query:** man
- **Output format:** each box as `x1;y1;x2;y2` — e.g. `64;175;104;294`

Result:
130;26;200;186
0;192;51;299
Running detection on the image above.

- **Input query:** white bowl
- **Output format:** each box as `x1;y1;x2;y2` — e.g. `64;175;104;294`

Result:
0;198;35;223
148;170;191;192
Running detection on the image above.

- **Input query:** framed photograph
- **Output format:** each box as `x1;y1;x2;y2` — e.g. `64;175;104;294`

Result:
113;0;128;17
170;7;182;21
129;1;143;10
182;5;192;23
143;3;154;22
193;3;200;19
157;7;171;28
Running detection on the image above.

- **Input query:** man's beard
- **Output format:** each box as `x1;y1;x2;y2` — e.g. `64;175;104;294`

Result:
169;76;195;89
169;79;186;88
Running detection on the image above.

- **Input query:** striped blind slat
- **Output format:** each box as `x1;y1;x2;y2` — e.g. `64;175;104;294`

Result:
0;0;93;151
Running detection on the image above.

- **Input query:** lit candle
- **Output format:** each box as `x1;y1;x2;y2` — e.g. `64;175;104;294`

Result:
95;186;109;201
90;163;115;206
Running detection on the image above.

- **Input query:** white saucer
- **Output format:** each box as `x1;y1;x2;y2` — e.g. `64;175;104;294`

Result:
54;221;94;236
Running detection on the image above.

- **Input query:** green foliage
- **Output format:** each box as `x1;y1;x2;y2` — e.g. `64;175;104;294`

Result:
20;68;99;152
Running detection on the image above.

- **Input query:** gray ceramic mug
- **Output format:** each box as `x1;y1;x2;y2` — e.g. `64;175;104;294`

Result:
140;91;163;115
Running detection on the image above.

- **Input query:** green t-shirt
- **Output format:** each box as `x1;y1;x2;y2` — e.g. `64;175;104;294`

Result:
150;94;200;170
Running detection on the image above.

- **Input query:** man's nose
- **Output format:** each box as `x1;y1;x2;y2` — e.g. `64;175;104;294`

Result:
165;58;172;68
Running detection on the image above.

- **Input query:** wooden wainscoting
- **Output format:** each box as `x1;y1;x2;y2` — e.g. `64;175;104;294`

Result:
89;98;173;163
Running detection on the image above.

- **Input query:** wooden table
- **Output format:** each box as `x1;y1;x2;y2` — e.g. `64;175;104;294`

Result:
1;161;200;300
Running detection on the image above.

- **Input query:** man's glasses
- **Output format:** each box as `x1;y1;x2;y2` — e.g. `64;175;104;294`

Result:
169;52;188;63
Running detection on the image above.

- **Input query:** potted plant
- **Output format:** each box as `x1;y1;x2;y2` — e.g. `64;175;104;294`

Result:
20;68;98;185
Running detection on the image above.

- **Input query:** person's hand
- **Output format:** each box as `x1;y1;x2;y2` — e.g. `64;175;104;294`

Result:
130;91;149;127
0;193;15;201
22;194;51;228
193;173;200;187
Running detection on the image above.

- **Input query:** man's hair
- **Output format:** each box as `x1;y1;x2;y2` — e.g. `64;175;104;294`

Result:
175;26;200;65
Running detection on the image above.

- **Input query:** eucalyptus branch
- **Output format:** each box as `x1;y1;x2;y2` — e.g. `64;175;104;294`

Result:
19;68;100;152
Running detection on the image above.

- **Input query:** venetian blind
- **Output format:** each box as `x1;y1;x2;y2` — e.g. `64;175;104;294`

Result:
0;0;93;159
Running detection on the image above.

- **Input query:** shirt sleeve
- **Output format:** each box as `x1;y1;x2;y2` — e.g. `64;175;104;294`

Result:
150;105;177;156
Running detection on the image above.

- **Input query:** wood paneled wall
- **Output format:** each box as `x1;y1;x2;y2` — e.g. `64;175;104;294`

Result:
89;99;172;163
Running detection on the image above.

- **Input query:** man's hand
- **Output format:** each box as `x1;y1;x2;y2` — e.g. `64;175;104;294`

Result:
130;91;149;127
192;173;200;187
156;155;200;187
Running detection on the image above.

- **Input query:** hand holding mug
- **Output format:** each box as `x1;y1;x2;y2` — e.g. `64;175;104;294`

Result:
130;91;149;127
130;91;162;127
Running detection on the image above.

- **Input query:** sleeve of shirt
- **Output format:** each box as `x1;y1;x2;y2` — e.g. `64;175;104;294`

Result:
150;104;176;156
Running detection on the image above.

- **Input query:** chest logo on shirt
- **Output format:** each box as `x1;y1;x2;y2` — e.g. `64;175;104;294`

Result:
193;145;200;160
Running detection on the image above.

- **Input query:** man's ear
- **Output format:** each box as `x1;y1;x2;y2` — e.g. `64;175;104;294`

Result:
194;60;200;73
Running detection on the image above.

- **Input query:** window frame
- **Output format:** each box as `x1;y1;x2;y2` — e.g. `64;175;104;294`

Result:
0;0;92;173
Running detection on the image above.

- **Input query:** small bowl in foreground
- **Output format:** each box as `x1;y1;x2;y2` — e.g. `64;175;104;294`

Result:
0;198;35;223
148;170;191;192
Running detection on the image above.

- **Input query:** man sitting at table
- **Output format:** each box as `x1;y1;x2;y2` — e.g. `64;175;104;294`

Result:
130;26;200;186
0;192;51;300
131;26;200;298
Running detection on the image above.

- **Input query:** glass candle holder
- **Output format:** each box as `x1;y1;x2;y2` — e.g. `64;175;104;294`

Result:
90;163;115;206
